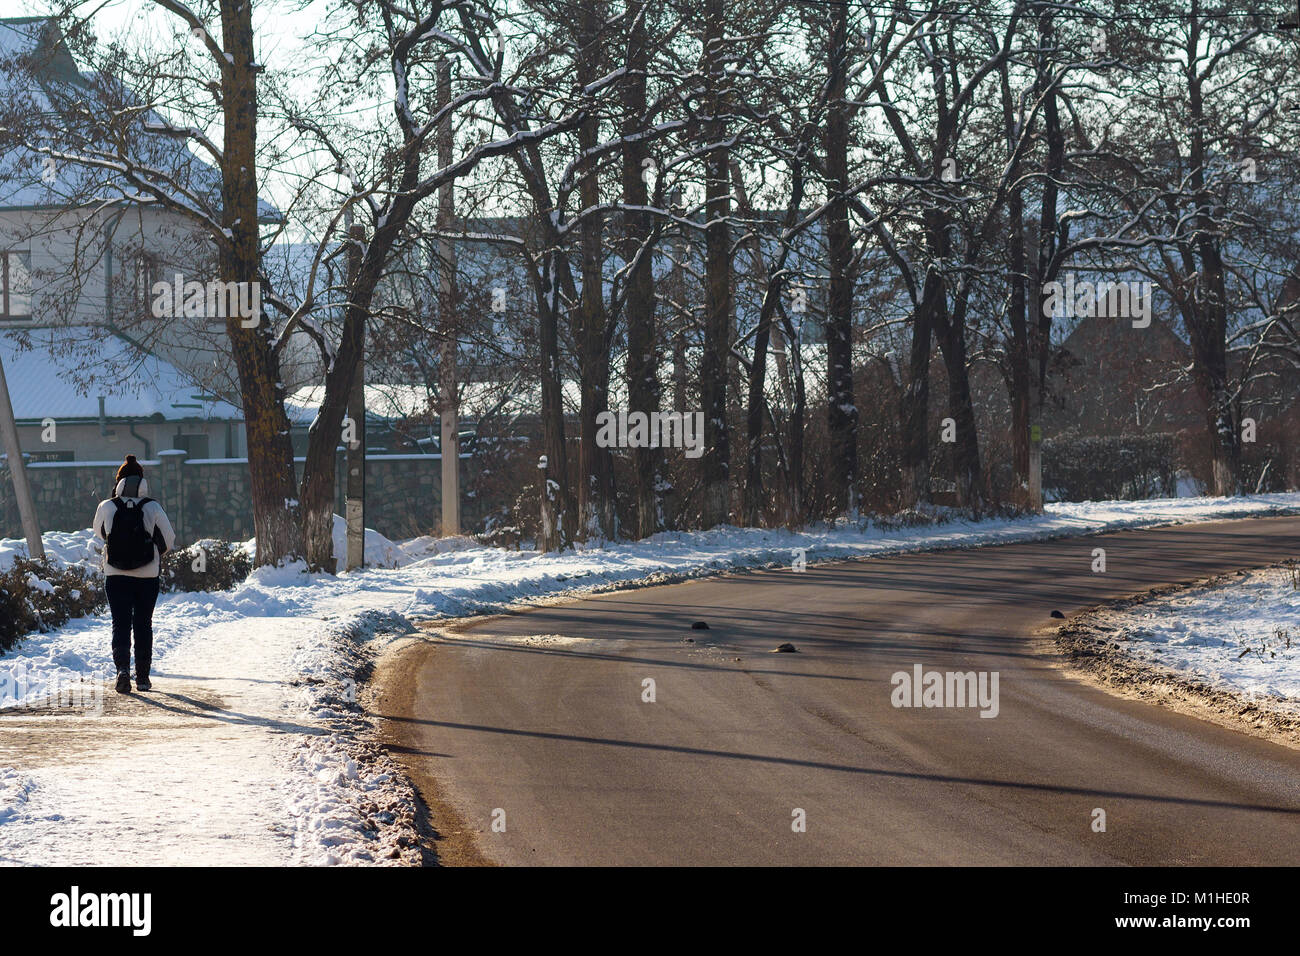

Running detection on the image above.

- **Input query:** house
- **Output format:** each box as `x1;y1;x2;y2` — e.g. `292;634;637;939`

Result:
0;16;320;414
0;329;315;462
1046;313;1203;438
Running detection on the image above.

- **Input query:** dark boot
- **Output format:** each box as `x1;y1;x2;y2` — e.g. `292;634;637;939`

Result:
136;671;152;692
115;670;131;694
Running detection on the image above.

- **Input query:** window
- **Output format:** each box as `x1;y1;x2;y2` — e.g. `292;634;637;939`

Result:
1;251;32;319
133;254;164;320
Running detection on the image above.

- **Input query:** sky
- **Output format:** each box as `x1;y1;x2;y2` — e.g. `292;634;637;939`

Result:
16;0;323;68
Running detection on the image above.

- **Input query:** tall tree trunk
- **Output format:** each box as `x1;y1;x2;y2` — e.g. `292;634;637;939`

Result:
468;10;580;550
1186;42;1240;497
437;58;461;537
700;0;732;527
299;243;369;572
344;220;366;571
299;189;426;569
220;0;300;566
575;2;615;540
672;323;687;414
936;305;983;509
921;86;982;511
738;155;803;526
622;0;660;539
1030;8;1063;512
1197;348;1240;497
298;12;477;570
537;257;575;550
741;296;775;525
1007;191;1032;507
1000;61;1030;508
899;270;938;507
1186;276;1239;495
741;279;775;529
738;175;772;525
784;307;806;523
823;1;858;516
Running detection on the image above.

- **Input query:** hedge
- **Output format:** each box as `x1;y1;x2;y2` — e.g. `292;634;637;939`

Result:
1043;434;1178;502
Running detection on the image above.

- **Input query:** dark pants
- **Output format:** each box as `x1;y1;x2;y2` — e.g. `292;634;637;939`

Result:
106;575;160;678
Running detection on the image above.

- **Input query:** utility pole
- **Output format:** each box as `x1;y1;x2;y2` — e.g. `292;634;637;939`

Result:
345;219;366;571
0;351;45;560
437;57;461;537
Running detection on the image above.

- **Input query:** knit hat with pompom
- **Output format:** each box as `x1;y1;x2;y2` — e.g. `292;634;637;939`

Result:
115;455;144;484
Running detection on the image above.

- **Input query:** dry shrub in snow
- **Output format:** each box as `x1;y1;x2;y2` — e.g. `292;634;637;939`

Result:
0;558;105;652
161;541;253;593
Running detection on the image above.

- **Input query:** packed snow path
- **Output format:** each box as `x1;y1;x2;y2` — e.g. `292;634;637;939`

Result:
0;616;341;865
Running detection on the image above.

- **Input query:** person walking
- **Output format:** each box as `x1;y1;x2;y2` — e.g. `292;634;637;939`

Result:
93;455;176;693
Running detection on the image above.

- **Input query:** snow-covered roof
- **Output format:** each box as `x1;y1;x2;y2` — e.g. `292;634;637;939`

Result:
289;379;560;422
0;328;246;422
290;383;429;422
0;17;279;222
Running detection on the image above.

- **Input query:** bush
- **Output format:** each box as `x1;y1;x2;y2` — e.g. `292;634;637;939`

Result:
1043;434;1178;502
0;557;106;652
160;540;253;593
1241;442;1287;494
504;482;542;541
477;525;524;549
873;507;952;531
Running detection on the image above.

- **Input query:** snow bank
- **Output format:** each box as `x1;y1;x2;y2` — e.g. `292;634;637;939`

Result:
356;492;1300;621
398;534;480;560
0;520;405;575
1088;565;1300;712
329;515;406;570
0;768;36;826
0;529;99;572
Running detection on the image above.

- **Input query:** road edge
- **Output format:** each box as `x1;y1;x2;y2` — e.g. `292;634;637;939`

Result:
368;634;497;867
1046;562;1300;751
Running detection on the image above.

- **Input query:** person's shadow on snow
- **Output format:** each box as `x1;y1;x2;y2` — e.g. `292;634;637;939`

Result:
132;691;327;736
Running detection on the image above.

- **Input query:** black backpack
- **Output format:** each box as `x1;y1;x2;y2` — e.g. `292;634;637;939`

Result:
105;497;158;570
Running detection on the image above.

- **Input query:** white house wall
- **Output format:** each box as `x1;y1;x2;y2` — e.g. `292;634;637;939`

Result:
13;419;244;464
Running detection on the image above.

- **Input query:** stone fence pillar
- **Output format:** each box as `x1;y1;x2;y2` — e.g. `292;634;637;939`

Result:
156;449;188;545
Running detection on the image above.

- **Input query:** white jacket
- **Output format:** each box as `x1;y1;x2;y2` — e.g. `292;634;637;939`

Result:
93;478;177;578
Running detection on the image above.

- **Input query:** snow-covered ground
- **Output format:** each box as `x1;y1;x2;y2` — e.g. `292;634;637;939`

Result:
1084;564;1300;714
1;491;1299;865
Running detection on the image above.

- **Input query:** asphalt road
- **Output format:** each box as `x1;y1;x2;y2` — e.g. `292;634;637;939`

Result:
377;516;1300;865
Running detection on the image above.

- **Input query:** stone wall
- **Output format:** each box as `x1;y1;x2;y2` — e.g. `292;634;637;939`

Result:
0;450;474;544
